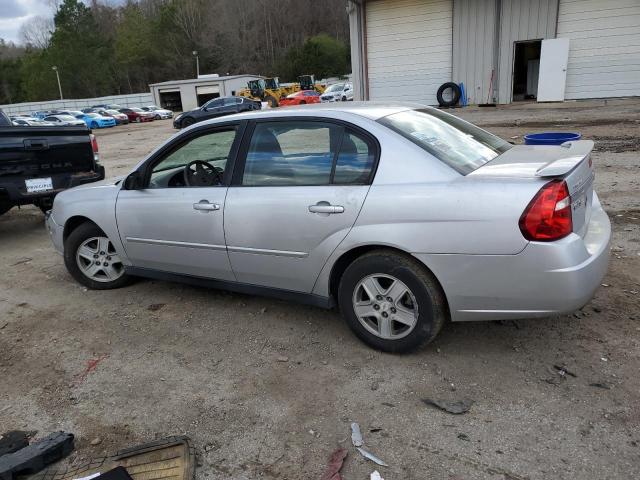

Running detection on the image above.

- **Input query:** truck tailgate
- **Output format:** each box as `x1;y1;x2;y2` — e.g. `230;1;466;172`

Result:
0;126;94;177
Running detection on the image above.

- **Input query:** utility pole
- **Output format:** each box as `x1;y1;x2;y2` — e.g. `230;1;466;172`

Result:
52;66;63;100
192;51;200;78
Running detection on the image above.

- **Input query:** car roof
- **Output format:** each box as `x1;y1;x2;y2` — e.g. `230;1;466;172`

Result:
201;101;426;125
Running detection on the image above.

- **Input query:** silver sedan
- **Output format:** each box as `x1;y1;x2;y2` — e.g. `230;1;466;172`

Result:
45;103;610;352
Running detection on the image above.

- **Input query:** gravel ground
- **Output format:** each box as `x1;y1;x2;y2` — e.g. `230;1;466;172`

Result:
0;99;639;480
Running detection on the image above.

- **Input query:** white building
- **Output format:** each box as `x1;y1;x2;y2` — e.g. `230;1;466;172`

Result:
347;0;640;105
149;74;262;112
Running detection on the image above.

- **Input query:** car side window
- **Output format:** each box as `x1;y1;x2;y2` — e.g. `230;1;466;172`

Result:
149;128;238;188
334;130;376;185
242;122;341;186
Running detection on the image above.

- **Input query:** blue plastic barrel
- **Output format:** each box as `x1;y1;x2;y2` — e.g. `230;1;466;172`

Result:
524;132;581;145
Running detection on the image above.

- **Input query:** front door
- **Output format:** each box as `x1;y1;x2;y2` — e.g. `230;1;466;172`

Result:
224;119;378;292
116;125;241;279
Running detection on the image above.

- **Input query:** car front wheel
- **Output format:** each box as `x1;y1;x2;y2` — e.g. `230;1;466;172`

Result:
338;250;447;353
64;222;131;290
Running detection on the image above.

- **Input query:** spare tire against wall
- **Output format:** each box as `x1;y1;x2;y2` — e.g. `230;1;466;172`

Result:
436;82;462;107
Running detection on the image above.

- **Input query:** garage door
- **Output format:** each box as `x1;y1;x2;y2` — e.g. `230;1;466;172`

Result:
557;0;640;99
365;0;453;104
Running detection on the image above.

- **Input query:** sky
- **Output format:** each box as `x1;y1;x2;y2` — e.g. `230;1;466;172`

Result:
0;0;54;44
0;0;125;45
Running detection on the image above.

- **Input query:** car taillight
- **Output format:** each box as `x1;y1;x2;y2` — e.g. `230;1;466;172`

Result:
90;133;100;162
519;180;572;241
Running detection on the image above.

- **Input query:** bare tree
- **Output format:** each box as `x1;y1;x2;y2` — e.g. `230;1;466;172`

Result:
19;16;54;49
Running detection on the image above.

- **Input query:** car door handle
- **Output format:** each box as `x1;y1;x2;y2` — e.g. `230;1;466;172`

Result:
309;202;344;214
193;200;220;212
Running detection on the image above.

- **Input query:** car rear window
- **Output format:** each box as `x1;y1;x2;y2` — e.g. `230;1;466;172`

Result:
378;108;511;175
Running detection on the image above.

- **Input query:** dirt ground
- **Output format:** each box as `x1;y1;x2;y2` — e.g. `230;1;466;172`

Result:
1;99;639;480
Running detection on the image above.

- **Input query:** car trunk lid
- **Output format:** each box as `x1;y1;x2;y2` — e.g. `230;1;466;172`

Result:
470;140;595;238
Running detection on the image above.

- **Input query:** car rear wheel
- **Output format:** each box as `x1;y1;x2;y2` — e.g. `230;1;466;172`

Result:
64;222;132;290
338;250;447;353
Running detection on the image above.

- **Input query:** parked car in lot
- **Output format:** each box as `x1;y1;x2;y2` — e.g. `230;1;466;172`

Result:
1;108;103;215
279;90;321;106
92;104;122;110
46;103;611;352
75;112;116;129
93;109;129;125
42;114;87;127
173;96;260;129
33;110;62;119
11;117;56;126
119;107;155;123
320;83;354;102
141;105;173;120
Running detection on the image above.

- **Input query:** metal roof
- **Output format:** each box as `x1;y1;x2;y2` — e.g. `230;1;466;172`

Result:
149;74;262;87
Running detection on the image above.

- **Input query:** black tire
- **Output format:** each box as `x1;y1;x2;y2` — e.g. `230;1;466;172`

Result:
91;121;98;129
299;100;306;105
436;82;461;108
342;96;347;102
338;249;447;353
181;117;195;128
64;222;132;290
264;95;279;108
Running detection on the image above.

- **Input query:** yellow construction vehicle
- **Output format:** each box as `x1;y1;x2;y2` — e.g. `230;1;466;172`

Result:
238;77;294;108
298;75;326;94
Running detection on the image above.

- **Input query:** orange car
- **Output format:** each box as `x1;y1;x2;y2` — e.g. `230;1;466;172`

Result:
279;90;321;106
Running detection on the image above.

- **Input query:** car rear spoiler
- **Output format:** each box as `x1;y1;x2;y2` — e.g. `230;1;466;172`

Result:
535;140;594;177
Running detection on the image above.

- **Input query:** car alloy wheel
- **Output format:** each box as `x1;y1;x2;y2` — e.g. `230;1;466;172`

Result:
338;249;446;352
76;236;125;282
352;274;418;340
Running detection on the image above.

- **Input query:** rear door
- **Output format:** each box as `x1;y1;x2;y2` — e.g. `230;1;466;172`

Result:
224;119;378;292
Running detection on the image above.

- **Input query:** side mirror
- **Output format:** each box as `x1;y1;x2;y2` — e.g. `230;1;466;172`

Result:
123;171;142;190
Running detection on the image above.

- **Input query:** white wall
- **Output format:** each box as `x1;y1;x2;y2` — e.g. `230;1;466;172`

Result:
557;0;640;99
496;0;559;104
0;92;153;116
365;0;454;105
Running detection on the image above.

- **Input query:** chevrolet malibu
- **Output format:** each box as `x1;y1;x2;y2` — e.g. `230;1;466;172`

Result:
45;103;610;352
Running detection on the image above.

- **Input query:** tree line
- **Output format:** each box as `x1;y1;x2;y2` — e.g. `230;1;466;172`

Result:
0;0;351;104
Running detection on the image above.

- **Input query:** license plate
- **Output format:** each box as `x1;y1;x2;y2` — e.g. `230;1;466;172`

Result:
25;177;53;193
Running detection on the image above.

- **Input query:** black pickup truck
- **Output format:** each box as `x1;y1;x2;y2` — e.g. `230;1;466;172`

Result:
0;109;105;215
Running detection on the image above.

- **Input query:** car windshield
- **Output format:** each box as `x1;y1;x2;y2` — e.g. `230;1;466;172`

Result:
87;113;100;118
131;108;143;112
326;84;344;92
106;110;120;114
57;115;76;121
379;108;512;175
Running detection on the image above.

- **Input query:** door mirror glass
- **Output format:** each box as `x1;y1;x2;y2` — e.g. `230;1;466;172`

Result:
123;171;142;190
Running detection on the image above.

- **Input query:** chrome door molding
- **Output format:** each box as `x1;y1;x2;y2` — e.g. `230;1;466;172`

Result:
125;237;227;251
226;245;308;258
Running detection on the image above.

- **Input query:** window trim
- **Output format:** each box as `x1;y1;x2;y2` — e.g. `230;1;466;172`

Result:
231;117;380;187
137;120;247;189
